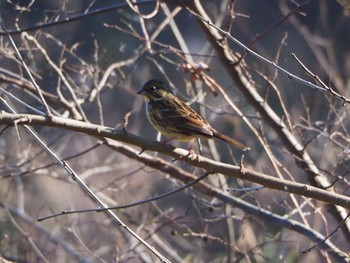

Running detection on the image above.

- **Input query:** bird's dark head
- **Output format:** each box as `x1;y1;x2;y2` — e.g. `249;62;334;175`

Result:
137;79;173;102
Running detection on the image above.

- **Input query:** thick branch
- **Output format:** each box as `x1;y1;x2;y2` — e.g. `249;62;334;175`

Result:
106;140;348;262
1;111;350;210
185;0;350;239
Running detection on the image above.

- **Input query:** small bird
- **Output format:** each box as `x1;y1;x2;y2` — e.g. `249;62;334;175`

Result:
137;79;250;151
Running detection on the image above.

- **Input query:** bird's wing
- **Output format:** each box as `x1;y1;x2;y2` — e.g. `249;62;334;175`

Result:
156;96;214;137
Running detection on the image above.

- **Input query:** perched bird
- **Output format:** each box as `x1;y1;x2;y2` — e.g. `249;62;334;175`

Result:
137;79;250;151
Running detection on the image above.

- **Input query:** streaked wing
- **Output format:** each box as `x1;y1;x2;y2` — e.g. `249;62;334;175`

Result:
151;95;213;138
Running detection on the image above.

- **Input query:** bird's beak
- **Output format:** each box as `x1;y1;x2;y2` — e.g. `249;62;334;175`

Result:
137;89;146;95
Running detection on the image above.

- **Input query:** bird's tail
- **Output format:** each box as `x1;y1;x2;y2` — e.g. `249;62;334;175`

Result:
213;131;250;151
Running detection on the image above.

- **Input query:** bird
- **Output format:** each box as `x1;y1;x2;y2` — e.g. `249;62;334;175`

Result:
137;79;250;151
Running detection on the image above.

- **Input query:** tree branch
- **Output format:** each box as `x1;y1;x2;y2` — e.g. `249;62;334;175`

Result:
1;111;350;210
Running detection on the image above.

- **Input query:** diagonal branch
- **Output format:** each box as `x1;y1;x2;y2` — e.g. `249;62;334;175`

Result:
1;111;350;210
184;0;350;239
105;140;348;262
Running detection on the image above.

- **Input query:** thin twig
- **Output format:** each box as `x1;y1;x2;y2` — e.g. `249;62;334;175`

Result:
23;33;88;121
37;173;210;221
195;14;350;104
0;1;157;35
302;212;350;254
291;53;350;104
0;23;52;116
0;98;171;263
1;111;350;210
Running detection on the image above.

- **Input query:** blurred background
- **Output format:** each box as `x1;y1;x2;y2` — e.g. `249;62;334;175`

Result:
0;0;349;262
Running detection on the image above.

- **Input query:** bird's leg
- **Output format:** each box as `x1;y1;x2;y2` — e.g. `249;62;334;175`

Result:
186;139;196;157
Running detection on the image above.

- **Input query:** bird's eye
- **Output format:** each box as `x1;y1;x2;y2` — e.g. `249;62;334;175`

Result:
151;86;156;92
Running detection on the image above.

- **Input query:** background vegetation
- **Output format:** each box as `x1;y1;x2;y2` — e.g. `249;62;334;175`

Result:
0;0;350;262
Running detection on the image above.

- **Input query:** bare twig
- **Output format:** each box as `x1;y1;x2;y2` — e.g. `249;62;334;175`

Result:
2;204;90;263
186;1;350;239
38;172;210;221
0;100;171;263
103;140;349;261
291;53;350;104
1;112;350;210
0;1;157;35
0;23;52;116
195;14;350;104
303;212;350;254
